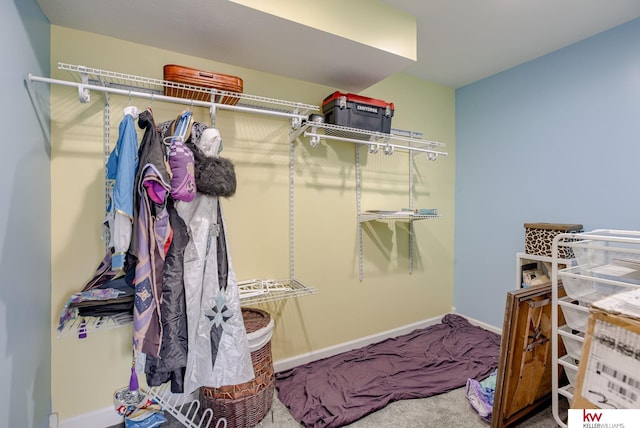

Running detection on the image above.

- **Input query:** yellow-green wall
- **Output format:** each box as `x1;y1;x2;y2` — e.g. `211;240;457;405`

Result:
50;25;455;419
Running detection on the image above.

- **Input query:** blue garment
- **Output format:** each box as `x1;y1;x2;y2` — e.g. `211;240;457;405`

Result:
106;112;139;270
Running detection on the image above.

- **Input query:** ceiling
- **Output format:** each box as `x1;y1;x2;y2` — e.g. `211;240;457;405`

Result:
36;0;640;90
383;0;640;88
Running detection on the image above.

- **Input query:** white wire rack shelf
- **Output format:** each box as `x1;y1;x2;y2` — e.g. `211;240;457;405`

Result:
238;278;318;306
145;383;226;428
358;210;441;223
52;284;318;339
291;121;448;159
56;279;317;338
29;63;319;123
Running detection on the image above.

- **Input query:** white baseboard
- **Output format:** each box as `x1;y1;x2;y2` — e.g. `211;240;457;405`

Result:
59;312;501;427
59;406;123;428
458;313;502;335
273;312;502;372
273;314;445;372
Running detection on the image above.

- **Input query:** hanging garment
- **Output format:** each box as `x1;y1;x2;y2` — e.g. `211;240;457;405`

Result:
186;133;236;198
143;197;189;392
105;108;139;270
157;117;207;154
176;127;253;394
74;250;135;319
166;111;197;202
132;109;172;357
144;195;189;393
142;119;209;392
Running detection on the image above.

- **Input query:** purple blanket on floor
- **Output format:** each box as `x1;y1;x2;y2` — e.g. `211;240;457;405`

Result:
275;314;501;428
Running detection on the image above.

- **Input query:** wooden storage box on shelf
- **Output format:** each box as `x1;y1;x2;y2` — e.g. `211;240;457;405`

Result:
163;64;243;105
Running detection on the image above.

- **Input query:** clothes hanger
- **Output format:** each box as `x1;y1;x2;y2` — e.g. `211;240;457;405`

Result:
144;93;154;114
162;110;194;147
123;105;140;118
123;92;140;118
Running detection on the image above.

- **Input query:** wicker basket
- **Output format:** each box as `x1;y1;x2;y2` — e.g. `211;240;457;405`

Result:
199;307;274;428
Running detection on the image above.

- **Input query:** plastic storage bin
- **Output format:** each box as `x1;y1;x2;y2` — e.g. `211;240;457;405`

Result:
558;297;589;333
558;355;579;387
559;265;633;303
558;324;585;360
571;239;640;268
321;91;394;134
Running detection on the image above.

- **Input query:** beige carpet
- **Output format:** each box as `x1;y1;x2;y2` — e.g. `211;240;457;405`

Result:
140;387;568;427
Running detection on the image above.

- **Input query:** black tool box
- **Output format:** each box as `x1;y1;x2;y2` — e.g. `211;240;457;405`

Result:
321;91;394;134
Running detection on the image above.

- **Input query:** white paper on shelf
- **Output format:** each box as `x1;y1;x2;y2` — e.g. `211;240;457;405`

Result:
590;264;637;277
593;288;640;318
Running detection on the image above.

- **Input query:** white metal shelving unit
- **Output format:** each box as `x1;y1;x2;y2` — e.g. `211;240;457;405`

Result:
291;122;448;280
31;63;321;339
551;229;640;427
32;62;446;425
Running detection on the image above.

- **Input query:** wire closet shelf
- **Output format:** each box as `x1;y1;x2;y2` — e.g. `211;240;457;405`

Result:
291;121;448;160
57;277;318;339
32;62;320;122
30;63;450;158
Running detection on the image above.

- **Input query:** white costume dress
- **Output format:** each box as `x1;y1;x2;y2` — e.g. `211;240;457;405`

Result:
177;128;254;393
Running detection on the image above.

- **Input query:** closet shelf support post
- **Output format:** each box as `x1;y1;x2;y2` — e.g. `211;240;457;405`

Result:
209;105;217;127
78;67;90;103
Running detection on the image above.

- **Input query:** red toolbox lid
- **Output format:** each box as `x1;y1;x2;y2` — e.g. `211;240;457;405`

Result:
322;91;394;110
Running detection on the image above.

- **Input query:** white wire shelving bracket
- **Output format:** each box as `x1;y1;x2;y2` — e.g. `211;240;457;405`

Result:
349;130;445;281
290;117;448;281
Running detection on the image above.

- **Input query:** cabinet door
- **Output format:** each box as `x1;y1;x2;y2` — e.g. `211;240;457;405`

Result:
491;284;565;427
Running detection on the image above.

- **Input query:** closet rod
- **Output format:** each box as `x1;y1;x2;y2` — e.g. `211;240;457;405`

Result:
303;131;449;157
28;74;310;121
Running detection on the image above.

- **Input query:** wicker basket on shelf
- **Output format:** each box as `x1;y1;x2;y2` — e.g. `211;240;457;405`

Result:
199;307;274;428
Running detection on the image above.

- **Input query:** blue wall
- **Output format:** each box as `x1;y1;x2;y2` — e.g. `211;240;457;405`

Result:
0;1;51;427
454;18;640;328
